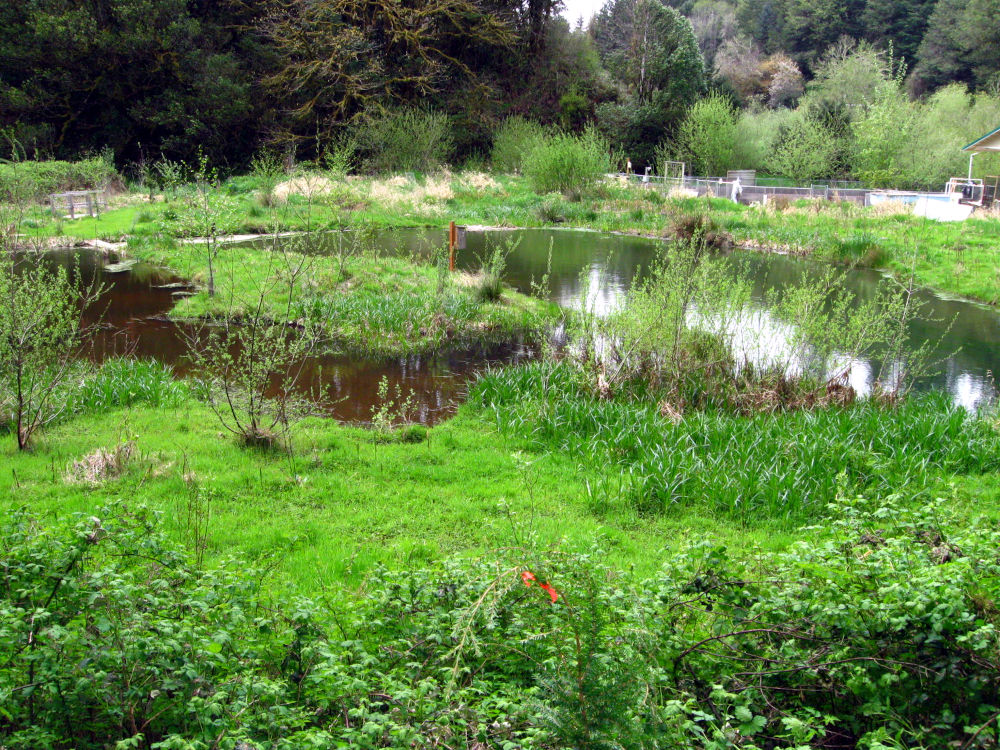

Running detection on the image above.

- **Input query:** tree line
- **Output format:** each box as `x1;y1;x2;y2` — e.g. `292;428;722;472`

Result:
1;0;998;178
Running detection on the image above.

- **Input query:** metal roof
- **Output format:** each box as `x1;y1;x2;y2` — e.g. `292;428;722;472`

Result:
963;125;1000;152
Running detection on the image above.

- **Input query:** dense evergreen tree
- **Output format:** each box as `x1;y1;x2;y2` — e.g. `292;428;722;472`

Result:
861;0;936;66
777;0;866;72
735;0;785;54
910;0;1000;93
0;0;267;164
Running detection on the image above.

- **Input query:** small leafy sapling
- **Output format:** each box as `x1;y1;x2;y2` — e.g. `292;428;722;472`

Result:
370;375;417;436
0;253;104;450
179;151;236;298
0;161;103;450
184;236;322;450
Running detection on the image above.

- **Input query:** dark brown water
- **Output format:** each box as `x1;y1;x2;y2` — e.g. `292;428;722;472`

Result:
44;227;1000;423
45;248;536;425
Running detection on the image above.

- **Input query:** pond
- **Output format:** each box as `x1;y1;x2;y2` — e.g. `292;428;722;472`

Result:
50;228;1000;423
445;229;1000;409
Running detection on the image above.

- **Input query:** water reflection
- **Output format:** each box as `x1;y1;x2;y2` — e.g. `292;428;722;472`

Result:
445;229;1000;408
39;248;535;425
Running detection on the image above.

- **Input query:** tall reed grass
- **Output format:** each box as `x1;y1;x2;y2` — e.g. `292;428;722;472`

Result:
70;358;189;412
471;362;1000;524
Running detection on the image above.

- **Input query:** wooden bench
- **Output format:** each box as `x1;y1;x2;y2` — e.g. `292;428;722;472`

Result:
48;189;108;219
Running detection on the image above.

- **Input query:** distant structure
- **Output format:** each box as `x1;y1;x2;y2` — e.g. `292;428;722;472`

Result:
962;126;1000;208
49;189;107;219
963;125;1000;171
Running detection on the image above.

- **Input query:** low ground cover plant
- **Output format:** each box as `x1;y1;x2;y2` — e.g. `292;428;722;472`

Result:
3;493;998;749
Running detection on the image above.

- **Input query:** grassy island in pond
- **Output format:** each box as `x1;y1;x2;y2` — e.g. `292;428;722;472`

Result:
127;234;557;356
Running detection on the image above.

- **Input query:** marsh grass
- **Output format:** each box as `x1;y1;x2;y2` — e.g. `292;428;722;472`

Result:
71;358;189;411
472;362;1000;523
468;234;974;524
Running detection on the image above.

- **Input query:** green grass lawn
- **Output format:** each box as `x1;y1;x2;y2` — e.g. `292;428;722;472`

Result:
1;402;798;594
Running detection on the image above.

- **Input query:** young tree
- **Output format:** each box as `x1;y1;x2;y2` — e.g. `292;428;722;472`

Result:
674;93;739;176
804;39;897;120
184;239;322;450
0;164;102;450
768;114;839;182
0;253;101;450
851;88;915;187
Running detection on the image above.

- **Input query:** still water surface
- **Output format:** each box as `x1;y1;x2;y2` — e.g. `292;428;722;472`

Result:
55;228;1000;422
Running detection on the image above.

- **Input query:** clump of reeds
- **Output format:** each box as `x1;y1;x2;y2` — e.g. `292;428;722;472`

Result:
72;358;188;412
669;212;731;249
471;361;1000;523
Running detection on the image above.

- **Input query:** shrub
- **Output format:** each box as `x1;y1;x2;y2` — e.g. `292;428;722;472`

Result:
672;93;739;177
768;113;840;183
524;128;611;195
731;106;797;172
474;235;516;302
357;107;454;174
534;195;568;223
0;155;118;200
491;116;546;174
0;253;102;449
4;493;1000;749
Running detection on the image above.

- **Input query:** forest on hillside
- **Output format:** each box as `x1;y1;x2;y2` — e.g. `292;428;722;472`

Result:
2;0;999;185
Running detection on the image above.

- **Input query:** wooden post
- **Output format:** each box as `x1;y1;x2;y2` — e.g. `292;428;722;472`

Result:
85;193;93;217
448;221;457;272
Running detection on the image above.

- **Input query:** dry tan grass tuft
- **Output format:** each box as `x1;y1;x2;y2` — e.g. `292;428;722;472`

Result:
868;199;914;218
667;187;698;200
369;173;454;208
457;171;500;193
272;175;335;202
66;441;136;484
